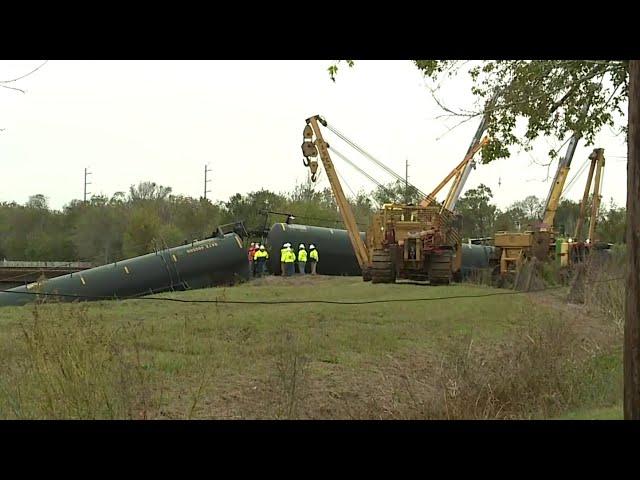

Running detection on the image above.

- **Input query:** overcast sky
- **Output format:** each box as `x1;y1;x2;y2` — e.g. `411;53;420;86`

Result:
0;60;629;212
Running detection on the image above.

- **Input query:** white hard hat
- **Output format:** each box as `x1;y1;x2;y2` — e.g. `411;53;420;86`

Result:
284;242;291;247
299;244;305;249
260;245;265;250
309;244;315;249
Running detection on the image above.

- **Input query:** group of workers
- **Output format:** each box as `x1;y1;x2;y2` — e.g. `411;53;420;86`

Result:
279;243;318;276
248;243;269;277
247;242;319;277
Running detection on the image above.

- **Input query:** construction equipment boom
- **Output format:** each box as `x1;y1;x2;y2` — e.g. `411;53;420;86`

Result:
540;129;582;230
493;101;591;275
422;92;497;210
302;116;370;276
421;137;489;209
574;148;606;242
556;148;607;268
301;114;479;285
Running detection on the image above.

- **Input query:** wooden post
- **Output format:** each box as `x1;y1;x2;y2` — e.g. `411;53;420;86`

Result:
625;60;640;420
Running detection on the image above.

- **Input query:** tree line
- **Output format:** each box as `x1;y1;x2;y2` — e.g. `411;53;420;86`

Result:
455;183;625;243
0;180;625;264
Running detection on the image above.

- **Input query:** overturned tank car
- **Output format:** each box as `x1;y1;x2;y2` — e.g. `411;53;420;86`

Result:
0;232;249;308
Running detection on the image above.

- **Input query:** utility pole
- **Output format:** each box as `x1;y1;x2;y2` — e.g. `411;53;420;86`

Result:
405;158;409;203
83;167;92;203
204;164;212;200
625;59;640;420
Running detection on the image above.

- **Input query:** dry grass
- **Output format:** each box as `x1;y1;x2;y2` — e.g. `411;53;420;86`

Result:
578;249;626;334
0;275;623;419
330;311;621;419
0;304;158;419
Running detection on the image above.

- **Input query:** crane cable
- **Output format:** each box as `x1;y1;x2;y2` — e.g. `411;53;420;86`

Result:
334;166;357;199
561;156;591;198
323;121;430;199
329;146;394;197
336;158;384;210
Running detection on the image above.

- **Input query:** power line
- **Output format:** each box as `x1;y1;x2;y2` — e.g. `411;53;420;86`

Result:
329;146;394;197
323;121;430;199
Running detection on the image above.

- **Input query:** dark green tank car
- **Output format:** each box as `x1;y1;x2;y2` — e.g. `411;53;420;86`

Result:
0;233;249;307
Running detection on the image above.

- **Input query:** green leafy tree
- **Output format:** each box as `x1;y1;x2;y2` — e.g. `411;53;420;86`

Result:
128;181;172;202
599;200;626;244
553;199;581;237
456;184;497;239
122;206;162;257
510;195;544;223
371;179;422;205
72;196;127;263
329;60;628;162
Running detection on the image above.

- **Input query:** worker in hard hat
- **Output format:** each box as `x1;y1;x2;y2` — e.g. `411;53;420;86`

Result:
297;243;307;275
280;242;290;276
253;244;269;277
248;242;257;277
283;244;296;276
308;244;319;275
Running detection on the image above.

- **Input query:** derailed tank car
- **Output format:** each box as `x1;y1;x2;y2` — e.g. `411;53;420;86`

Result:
266;223;366;275
266;222;497;278
460;243;499;278
0;233;249;308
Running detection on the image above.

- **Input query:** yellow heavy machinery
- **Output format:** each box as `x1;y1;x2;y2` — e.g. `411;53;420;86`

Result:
493;128;581;275
558;147;606;267
301;112;489;285
492;109;604;276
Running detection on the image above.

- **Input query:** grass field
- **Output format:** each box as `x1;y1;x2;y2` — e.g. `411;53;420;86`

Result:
0;275;623;419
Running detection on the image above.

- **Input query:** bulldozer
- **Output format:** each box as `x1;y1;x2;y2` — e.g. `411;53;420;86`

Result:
301;111;489;285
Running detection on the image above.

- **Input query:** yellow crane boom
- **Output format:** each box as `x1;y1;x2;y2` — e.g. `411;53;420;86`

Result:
302;115;370;270
420;137;489;209
540;102;591;230
421;90;498;210
574;148;606;241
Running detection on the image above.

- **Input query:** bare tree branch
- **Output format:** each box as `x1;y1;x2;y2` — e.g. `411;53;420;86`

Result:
1;84;26;94
428;86;477;118
0;60;48;84
429;64;617;125
435;115;481;141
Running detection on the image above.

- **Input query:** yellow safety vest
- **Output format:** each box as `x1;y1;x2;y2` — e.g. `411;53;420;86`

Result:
254;250;268;260
284;250;296;263
280;248;287;262
298;249;307;262
309;249;319;262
